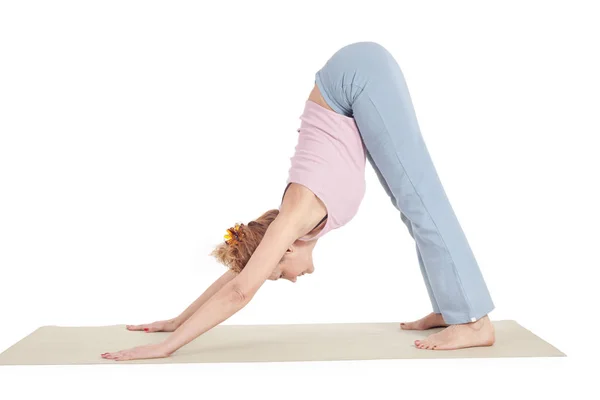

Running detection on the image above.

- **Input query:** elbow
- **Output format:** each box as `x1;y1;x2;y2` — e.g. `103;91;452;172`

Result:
227;283;250;304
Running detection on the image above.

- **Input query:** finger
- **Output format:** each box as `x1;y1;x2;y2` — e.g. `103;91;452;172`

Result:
116;352;131;361
134;324;153;331
107;351;124;359
127;325;141;330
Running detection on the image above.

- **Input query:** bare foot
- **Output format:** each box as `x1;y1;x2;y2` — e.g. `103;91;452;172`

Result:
400;312;449;330
415;315;495;350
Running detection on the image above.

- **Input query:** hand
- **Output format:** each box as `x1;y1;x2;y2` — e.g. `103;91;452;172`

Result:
126;318;180;333
101;343;172;361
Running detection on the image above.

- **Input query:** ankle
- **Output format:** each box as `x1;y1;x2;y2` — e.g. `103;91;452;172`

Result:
468;315;490;330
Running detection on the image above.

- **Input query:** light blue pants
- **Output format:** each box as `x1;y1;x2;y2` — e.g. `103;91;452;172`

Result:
315;41;494;324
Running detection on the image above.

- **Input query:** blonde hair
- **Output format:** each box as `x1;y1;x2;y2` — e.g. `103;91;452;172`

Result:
210;209;280;273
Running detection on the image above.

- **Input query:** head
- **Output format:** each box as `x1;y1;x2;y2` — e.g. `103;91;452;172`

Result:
210;209;316;283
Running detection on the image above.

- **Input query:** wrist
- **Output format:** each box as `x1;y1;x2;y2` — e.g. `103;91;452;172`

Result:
171;316;184;328
159;340;177;356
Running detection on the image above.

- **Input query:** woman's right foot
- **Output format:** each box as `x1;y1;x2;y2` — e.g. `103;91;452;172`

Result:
400;312;448;330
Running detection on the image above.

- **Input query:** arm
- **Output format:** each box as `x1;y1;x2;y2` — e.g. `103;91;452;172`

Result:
161;215;302;355
172;269;238;327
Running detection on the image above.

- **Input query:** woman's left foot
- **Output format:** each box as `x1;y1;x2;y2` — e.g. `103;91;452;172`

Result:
414;314;495;350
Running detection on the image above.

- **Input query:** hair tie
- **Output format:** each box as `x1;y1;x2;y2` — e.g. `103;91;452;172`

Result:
224;223;243;245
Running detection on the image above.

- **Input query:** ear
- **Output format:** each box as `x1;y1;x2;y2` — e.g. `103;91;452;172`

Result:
286;243;297;254
285;243;298;254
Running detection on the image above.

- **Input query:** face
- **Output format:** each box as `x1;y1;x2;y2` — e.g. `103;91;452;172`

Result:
268;240;316;282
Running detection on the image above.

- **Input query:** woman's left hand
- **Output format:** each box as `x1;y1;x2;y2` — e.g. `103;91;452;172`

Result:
101;343;172;361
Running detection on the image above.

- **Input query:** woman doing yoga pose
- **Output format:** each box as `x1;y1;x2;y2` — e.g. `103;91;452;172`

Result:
102;41;496;361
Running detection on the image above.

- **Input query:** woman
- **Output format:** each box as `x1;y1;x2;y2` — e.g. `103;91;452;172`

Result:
101;41;495;361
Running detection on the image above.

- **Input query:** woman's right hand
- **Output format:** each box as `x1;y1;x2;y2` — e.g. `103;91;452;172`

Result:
126;318;180;333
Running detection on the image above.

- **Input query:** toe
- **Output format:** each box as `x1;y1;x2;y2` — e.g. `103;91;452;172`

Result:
421;340;435;349
403;321;422;330
432;342;453;350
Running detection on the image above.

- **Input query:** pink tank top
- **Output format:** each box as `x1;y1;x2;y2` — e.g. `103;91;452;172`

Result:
282;100;366;241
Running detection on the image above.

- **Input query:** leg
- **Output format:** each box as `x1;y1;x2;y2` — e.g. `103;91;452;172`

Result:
369;149;451;331
367;149;442;314
315;41;495;349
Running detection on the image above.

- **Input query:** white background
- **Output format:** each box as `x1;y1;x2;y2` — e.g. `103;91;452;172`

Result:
1;0;598;398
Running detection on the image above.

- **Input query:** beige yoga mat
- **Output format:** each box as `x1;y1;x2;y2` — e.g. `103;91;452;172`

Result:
0;320;564;365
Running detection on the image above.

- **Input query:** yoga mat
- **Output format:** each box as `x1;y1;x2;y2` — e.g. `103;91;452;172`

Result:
0;320;564;365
